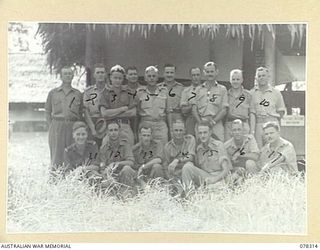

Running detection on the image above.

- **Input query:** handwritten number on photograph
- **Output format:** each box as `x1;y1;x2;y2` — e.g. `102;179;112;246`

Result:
85;93;98;105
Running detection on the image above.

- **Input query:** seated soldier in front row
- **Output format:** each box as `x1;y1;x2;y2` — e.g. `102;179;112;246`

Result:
224;119;260;183
63;121;100;177
260;122;298;173
133;124;166;185
181;120;231;189
99;121;137;188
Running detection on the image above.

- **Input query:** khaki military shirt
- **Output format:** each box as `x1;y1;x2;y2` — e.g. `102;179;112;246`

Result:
83;85;108;118
137;85;168;120
227;87;252;120
259;137;297;172
99;139;135;166
133;140;163;170
250;85;286;119
45;86;83;123
164;134;196;168
180;85;199;107
158;81;184;112
64;140;99;170
196;137;229;173
194;81;229;117
224;134;259;167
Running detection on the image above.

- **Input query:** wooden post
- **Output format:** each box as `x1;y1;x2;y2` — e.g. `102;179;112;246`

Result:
264;29;276;85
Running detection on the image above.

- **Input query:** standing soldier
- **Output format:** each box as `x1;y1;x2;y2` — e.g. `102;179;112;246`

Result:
126;66;143;143
137;66;169;147
158;64;184;139
83;63;108;147
192;62;228;142
181;120;231;188
45;65;83;167
180;67;202;136
99;65;137;146
250;67;286;148
225;69;252;140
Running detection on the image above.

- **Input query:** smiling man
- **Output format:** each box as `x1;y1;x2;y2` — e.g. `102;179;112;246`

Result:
181;120;231;188
259;122;297;173
192;62;228;142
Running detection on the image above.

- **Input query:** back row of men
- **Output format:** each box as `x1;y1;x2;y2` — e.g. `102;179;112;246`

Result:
45;62;298;187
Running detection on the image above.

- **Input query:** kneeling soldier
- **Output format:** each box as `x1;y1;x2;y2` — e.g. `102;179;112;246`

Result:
224;119;260;183
181;120;231;188
133;124;165;184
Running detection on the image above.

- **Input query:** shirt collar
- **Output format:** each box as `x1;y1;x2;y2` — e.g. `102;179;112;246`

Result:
198;137;219;151
228;86;244;97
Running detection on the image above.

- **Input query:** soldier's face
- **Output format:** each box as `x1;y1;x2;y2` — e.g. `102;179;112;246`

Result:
60;68;74;84
126;69;138;84
190;68;201;85
108;124;120;140
264;127;280;144
256;69;269;86
203;65;218;81
230;72;243;89
93;67;106;83
110;72;124;87
197;125;211;143
231;123;244;140
164;67;175;82
73;127;88;145
172;123;185;140
140;128;152;145
145;70;159;86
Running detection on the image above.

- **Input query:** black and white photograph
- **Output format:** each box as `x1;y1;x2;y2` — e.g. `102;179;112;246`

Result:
7;22;306;234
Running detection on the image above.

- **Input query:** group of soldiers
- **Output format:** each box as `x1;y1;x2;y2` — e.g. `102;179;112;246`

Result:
45;61;298;193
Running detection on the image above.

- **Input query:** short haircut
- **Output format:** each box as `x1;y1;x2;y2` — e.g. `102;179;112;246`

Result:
203;61;218;70
59;64;73;74
189;67;201;75
126;66;138;73
110;65;125;75
107;120;120;129
72;121;87;132
145;66;159;74
230;69;243;77
164;63;176;70
255;66;269;76
231;119;244;127
172;119;185;127
93;63;106;71
262;121;280;131
138;123;152;133
196;120;213;131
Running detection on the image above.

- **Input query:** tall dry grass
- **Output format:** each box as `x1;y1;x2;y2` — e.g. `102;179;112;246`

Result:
7;132;306;233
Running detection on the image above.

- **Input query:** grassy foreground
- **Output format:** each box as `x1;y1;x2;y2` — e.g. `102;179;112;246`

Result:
7;132;306;233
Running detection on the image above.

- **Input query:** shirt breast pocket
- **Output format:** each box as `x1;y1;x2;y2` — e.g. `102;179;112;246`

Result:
53;98;63;115
70;97;81;114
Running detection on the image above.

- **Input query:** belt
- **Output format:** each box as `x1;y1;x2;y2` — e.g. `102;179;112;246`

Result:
109;118;130;125
52;117;78;122
169;108;182;113
226;117;248;123
141;116;166;122
256;116;279;123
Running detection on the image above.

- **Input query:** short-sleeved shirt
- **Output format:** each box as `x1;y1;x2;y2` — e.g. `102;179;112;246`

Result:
196;137;229;173
250;85;286;118
158;81;184;112
224;134;260;167
99;139;134;166
227;87;252;120
259;137;297;172
180;85;199;107
64;140;99;170
163;134;196;169
83;85;108;118
137;85;168;119
133;140;163;170
194;81;229;117
99;85;137;113
45;86;83;122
